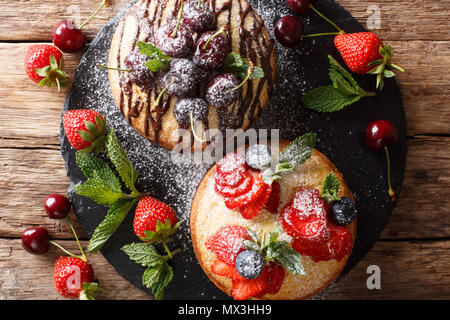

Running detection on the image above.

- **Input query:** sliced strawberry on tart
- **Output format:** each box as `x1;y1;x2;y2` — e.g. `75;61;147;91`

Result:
190;133;358;300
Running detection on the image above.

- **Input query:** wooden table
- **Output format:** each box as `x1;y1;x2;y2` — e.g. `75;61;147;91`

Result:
0;0;449;300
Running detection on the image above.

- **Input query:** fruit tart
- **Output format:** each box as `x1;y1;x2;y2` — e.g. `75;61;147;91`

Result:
190;136;357;300
108;0;276;149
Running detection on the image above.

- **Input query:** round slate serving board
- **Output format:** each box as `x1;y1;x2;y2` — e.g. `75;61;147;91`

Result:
60;0;407;300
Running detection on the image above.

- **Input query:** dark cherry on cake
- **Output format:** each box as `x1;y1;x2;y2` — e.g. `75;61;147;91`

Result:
193;28;230;69
160;59;200;97
183;0;215;33
124;48;155;88
154;23;194;58
173;98;209;127
22;227;50;255
274;16;304;48
206;73;241;109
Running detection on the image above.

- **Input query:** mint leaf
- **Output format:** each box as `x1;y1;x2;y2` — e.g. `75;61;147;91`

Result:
302;85;362;113
87;198;138;253
328;55;361;91
121;242;165;267
263;133;316;184
106;129;139;194
75;152;121;192
142;261;173;300
137;41;170;72
74;177;124;205
321;173;341;203
270;242;305;275
224;52;264;79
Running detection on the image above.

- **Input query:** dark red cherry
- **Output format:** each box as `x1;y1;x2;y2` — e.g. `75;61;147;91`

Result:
124;48;155;88
22;227;50;255
365;120;399;151
287;0;311;15
173;98;209;127
154;23;194;58
44;194;71;219
53;20;87;53
183;0;215;33
193;30;230;69
160;59;200;97
274;16;304;48
206;73;240;108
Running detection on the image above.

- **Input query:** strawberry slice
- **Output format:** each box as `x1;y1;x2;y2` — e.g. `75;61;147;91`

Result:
292;224;352;262
224;172;265;209
211;259;245;281
231;266;269;300
264;181;280;213
215;153;247;187
253;262;286;298
215;172;253;197
205;225;250;265
239;182;272;219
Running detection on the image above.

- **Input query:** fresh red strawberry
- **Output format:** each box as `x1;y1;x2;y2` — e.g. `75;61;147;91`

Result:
54;256;96;299
205;225;250;265
215;172;253;197
211;259;245;281
239;182;272;219
278;188;331;245
215;153;247;187
25;44;68;91
63;109;107;153
232;265;270;300
253;262;285;298
264;181;280;213
292;223;352;262
133;196;179;242
334;32;404;89
224;171;266;209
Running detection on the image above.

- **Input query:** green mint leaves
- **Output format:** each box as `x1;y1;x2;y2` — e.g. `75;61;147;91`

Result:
137;41;171;72
244;226;305;276
321;173;341;204
263;133;316;184
74;128;142;253
121;242;175;300
302;55;375;113
224;52;264;79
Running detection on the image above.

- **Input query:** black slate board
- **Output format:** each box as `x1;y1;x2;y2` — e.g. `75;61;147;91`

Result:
60;0;407;300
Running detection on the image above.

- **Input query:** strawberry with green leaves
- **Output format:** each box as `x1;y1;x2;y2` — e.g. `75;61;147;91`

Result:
63;109;107;153
25;44;68;92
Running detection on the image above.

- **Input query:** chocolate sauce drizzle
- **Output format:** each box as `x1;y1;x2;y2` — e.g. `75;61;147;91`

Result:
115;0;274;145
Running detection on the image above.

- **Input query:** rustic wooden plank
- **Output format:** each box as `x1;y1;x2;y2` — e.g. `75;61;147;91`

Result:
1;238;448;299
0;239;151;300
1;136;449;240
0;0;448;41
0;41;448;143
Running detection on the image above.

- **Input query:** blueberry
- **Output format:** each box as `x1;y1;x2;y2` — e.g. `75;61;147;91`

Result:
235;250;265;280
173;98;209;127
245;144;272;170
331;197;357;225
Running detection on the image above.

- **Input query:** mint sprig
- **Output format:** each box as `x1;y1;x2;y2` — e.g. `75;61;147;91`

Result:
244;226;305;275
302;55;375;113
137;41;171;72
321;173;341;204
121;242;179;300
224;52;264;79
263;133;316;184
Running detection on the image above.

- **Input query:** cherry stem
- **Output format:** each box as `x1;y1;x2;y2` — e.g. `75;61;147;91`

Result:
156;79;174;106
171;0;185;38
190;112;205;143
66;217;88;261
309;4;345;34
302;32;341;38
97;63;130;72
203;25;227;50
384;146;396;201
48;240;85;261
197;0;202;9
231;61;254;91
80;0;108;30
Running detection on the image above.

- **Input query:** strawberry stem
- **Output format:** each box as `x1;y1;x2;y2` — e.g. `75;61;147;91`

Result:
97;63;131;72
66;217;88;261
203;25;227;50
170;0;185;38
384;146;396;201
390;63;405;73
48;240;85;260
190;112;205;143
163;248;182;261
80;0;108;30
161;239;175;259
310;4;345;34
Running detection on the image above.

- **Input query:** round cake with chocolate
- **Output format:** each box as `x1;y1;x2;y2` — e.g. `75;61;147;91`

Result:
108;0;276;149
190;136;357;300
